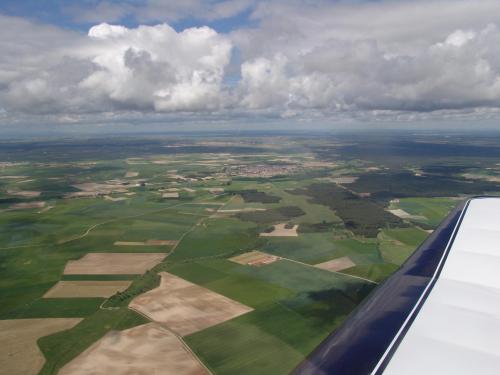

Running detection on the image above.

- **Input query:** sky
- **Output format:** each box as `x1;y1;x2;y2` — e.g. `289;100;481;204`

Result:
1;0;500;133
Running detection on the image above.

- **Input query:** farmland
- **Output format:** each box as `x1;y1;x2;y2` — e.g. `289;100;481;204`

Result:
1;131;500;374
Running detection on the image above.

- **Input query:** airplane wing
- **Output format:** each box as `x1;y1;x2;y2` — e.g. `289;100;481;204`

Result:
294;197;500;375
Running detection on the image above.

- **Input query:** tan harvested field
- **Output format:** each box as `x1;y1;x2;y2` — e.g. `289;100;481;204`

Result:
193;202;225;205
104;195;127;202
229;250;280;266
260;223;299;237
130;272;253;336
125;171;139;178
218;208;267;213
65;191;99;198
388;208;412;218
330;176;358;184
9;201;46;210
126;158;147;165
0;162;26;167
71;182;129;195
7;190;41;197
167;174;189;181
0;318;82;375
0;175;29;179
38;205;54;213
59;323;209;375
146;240;177;246
315;256;356;272
114;241;148;246
64;253;167;275
388;208;426;220
302;161;337;168
463;173;500;183
152;159;171;164
205;187;224;194
163;192;179;198
114;240;178;246
43;280;132;298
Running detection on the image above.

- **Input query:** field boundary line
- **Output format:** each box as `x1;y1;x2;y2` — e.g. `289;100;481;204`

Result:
168;194;237;257
59;200;204;245
280;257;379;285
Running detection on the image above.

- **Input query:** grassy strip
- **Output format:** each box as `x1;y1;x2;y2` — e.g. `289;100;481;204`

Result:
103;270;160;308
3;298;103;319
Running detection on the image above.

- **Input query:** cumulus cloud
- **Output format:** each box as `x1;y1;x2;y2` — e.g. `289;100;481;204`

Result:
1;18;232;114
2;0;500;126
237;23;500;114
83;23;232;112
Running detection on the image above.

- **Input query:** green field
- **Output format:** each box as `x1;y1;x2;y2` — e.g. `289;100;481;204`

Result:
264;234;378;263
394;197;459;227
186;310;308;375
377;227;429;265
178;259;373;375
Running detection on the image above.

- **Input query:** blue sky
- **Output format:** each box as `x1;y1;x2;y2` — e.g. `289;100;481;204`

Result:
0;0;256;33
1;0;500;132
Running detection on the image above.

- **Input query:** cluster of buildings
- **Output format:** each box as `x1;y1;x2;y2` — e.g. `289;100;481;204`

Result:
226;164;300;178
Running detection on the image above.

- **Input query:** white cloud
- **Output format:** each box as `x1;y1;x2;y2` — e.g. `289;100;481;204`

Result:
444;30;476;47
1;19;232;114
3;0;500;126
83;23;232;112
240;55;289;109
234;3;500;115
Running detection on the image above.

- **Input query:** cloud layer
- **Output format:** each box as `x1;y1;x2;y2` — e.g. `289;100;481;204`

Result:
2;0;500;126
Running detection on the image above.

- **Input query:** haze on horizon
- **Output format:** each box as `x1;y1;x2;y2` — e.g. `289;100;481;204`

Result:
1;0;500;134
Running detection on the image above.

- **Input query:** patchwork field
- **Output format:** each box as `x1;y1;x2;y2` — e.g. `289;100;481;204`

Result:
59;323;209;375
177;259;375;375
43;280;132;298
0;318;82;375
64;253;167;275
0;134;488;375
130;272;253;336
